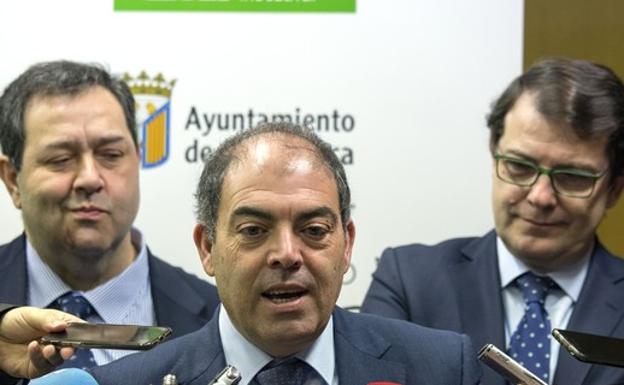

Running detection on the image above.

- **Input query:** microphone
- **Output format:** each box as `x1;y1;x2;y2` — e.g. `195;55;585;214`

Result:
30;368;99;385
478;344;547;385
207;365;241;385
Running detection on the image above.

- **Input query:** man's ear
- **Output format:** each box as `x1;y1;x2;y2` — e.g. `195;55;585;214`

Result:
341;219;356;275
0;155;21;209
193;224;215;277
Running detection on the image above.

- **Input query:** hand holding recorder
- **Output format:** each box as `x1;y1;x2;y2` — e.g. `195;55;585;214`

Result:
0;306;81;379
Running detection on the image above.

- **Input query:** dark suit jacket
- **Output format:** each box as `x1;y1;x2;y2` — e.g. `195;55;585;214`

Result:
0;234;220;340
361;230;624;385
88;307;481;385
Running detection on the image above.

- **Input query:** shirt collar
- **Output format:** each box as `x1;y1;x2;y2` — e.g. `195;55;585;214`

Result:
27;228;149;323
496;236;590;301
219;304;335;385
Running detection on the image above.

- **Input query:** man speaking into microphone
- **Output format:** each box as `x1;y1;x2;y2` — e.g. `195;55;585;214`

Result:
59;122;480;385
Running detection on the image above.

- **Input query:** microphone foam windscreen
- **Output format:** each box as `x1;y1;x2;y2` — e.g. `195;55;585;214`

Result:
30;368;99;385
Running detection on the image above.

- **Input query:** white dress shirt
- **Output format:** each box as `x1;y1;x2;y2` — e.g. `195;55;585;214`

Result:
219;304;337;385
497;236;590;384
27;228;156;365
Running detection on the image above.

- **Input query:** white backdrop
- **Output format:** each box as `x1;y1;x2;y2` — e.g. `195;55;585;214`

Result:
0;0;523;307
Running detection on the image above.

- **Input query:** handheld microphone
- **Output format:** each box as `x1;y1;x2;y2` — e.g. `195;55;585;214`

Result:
207;365;241;385
162;374;178;385
478;344;547;385
30;368;99;385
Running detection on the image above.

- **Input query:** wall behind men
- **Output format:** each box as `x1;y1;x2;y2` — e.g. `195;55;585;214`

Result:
0;0;523;307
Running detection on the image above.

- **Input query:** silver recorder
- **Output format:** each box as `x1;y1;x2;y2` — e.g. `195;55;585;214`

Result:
478;344;548;385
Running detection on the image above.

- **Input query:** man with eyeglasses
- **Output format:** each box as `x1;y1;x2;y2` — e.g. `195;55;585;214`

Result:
362;58;624;385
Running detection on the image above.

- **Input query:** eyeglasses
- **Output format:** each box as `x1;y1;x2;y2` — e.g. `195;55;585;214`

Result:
493;154;608;198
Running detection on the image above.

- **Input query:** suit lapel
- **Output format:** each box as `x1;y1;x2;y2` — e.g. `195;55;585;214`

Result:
0;234;28;305
184;313;228;385
148;251;212;337
553;243;624;385
448;231;506;385
334;309;406;385
192;354;228;385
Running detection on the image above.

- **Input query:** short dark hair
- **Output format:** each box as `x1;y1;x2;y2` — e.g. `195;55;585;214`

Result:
195;122;351;241
0;60;136;170
486;58;624;179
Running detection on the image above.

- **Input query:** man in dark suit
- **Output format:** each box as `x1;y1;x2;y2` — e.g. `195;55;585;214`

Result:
0;61;219;368
0;236;218;341
79;122;480;385
362;58;624;385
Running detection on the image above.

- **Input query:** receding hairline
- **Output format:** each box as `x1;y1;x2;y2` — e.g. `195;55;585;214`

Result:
225;131;334;176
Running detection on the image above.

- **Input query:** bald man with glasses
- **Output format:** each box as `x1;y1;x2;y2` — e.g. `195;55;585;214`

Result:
362;58;624;385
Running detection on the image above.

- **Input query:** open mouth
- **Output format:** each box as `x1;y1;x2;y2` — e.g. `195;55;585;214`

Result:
262;289;308;304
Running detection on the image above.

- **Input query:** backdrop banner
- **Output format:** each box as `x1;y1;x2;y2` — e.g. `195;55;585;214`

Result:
114;0;356;12
0;0;523;307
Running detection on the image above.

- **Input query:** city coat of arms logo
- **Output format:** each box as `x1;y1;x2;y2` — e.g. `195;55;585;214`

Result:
123;71;176;168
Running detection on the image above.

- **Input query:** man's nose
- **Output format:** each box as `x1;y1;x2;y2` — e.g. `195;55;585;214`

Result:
526;174;558;208
74;155;104;195
267;228;303;270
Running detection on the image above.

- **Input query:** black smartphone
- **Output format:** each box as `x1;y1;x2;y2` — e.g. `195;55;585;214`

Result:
552;328;624;368
478;344;547;385
40;322;172;350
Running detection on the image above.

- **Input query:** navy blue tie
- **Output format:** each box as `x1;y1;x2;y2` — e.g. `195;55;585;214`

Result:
251;358;326;385
507;272;558;383
48;292;98;369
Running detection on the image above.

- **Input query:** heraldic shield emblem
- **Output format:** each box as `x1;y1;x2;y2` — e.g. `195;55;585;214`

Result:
123;71;176;168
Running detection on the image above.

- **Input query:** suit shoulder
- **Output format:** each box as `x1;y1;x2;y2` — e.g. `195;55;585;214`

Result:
379;235;481;269
598;246;624;266
0;235;25;262
391;236;478;255
336;310;480;384
336;310;472;357
348;310;468;346
90;323;219;385
148;252;218;295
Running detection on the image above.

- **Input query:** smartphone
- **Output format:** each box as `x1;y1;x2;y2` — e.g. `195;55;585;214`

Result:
40;322;172;350
552;328;624;368
478;344;547;385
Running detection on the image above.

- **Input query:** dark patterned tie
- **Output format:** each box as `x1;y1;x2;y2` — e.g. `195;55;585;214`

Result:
250;358;326;385
507;272;558;383
48;292;98;369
